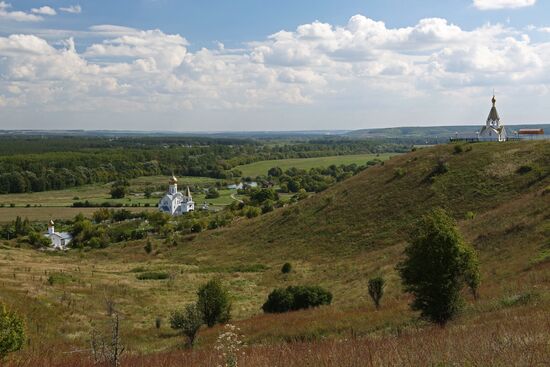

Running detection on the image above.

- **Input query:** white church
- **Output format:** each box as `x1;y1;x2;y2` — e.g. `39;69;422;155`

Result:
158;175;195;216
478;95;508;142
44;220;72;250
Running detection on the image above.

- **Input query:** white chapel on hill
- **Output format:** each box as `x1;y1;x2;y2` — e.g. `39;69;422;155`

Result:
478;94;507;142
158;175;195;215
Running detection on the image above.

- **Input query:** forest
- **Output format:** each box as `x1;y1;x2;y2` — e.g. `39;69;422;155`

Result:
0;136;410;194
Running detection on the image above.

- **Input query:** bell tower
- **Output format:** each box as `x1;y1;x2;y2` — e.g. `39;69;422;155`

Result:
168;175;178;195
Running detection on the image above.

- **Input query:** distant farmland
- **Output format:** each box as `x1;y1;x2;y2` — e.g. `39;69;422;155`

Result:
236;153;398;177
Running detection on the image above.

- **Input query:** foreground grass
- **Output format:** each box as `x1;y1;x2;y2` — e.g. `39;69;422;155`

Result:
235;153;397;177
5;302;549;366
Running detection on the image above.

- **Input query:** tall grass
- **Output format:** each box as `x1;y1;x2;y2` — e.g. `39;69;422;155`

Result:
6;307;549;366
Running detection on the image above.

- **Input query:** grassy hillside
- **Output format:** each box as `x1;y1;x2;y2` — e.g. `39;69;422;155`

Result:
195;140;549;255
1;140;549;365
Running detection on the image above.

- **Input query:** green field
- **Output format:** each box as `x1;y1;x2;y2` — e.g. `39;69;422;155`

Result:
0;175;235;222
236;153;398;177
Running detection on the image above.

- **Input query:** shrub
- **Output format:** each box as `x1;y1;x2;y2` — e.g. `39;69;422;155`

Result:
262;285;332;313
205;188;220;199
191;223;203;233
393;167;406;178
47;273;75;286
516;165;533;174
144;240;153;254
368;276;385;310
197;279;231;327
397;209;479;326
170;304;203;347
453;145;463;154
0;303;25;360
465;211;476;220
28;231;51;248
244;206;261;218
136;272;169;280
281;262;292;274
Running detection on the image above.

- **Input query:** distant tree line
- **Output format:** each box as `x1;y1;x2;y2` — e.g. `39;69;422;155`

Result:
0;137;408;194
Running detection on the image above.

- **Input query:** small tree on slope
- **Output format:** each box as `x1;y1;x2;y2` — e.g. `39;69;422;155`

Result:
397;208;480;326
170;304;203;347
0;304;25;361
368;276;385;310
197;278;231;327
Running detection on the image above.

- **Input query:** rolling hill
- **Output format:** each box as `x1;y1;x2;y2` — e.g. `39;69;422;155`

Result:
1;140;549;366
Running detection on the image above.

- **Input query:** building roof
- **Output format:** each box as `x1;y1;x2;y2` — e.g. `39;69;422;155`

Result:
169;175;178;184
487;95;500;124
45;232;72;240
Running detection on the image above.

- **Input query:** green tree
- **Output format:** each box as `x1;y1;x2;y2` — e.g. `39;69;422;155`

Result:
170;304;203;347
397;209;480;326
268;167;283;177
197;278;231;327
110;184;127;199
205;188;220;199
28;231;51;248
0;304;25;360
368;276;385;310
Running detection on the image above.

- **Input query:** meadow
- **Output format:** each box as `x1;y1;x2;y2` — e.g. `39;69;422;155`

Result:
0;176;234;222
235;153;396;177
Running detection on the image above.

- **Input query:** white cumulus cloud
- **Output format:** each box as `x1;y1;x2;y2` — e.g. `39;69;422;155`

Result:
473;0;536;10
31;6;56;16
0;1;43;22
1;14;550;129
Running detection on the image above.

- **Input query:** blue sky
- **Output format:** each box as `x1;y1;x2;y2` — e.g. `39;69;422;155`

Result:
1;0;549;131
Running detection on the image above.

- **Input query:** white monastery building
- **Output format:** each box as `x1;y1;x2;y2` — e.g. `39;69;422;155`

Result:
158;175;195;215
44;220;72;250
478;95;507;142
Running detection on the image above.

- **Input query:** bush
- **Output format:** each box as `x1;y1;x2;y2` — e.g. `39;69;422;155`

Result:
262;285;332;313
197;278;231;327
136;272;169;280
393;167;406;178
144;240;153;254
205;188;220;199
191;223;203;233
170;303;203;347
281;262;292;274
28;231;51;248
397;209;479;326
516;165;533;174
0;303;25;360
453;145;463;154
47;273;75;286
244;206;261;218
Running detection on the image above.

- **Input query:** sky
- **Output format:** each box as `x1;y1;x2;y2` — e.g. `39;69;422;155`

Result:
1;0;550;131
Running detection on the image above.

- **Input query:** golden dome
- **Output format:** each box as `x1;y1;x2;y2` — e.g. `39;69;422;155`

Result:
49;220;54;226
169;175;178;184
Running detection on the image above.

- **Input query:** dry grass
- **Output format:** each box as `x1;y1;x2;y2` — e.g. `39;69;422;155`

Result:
5;305;549;366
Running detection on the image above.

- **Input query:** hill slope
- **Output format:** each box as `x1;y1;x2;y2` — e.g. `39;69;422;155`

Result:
191;140;549;258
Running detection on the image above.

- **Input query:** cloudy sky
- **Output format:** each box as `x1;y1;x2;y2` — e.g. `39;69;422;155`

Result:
1;0;549;131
